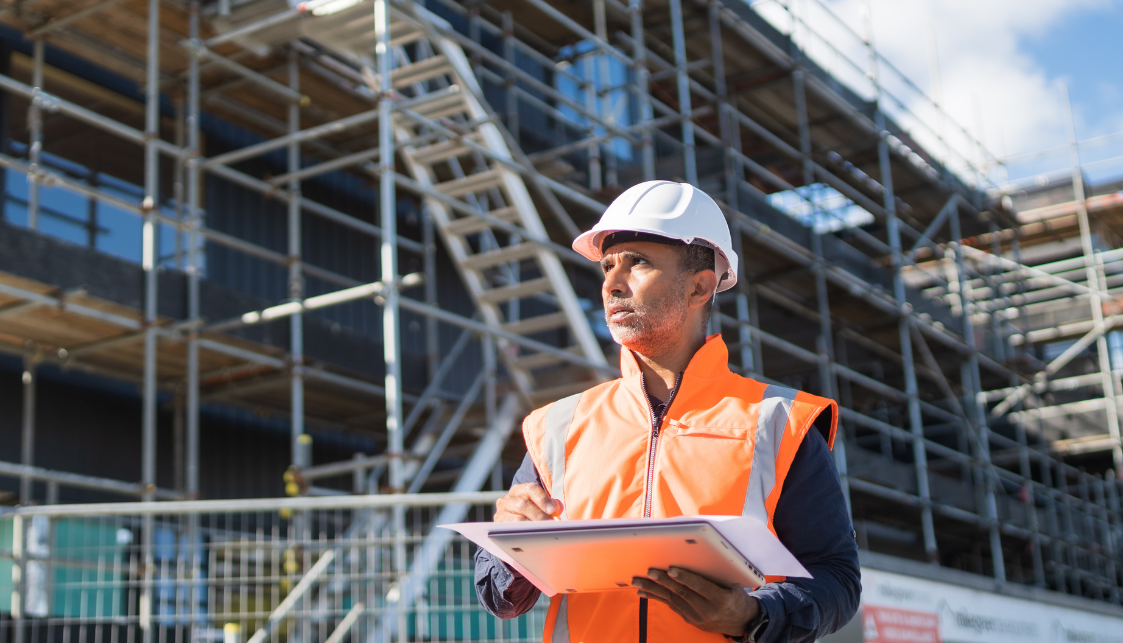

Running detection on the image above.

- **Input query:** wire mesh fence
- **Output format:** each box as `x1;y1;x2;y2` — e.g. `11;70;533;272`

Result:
0;494;548;643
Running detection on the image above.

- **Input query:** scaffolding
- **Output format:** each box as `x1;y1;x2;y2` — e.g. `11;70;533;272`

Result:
0;1;1119;637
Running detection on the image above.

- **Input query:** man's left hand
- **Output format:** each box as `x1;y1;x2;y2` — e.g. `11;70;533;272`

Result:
631;567;759;637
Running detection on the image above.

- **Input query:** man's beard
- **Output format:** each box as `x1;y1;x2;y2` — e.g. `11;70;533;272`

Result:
604;279;690;357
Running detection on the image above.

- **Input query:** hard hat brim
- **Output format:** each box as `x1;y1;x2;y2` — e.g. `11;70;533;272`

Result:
572;228;738;292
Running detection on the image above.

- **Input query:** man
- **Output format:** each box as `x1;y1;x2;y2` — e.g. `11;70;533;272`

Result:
474;181;860;642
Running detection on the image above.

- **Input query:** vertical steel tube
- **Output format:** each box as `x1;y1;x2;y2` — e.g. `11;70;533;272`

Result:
668;0;696;185
1093;475;1119;601
593;0;617;188
26;39;43;231
185;5;203;633
1010;234;1045;586
1106;471;1122;597
1064;87;1123;476
729;223;755;374
141;0;160;503
173;97;186;269
422;207;439;379
792;68;850;515
1039;439;1066;591
186;0;201;500
873;108;937;561
140;6;160;643
86;173;99;247
949;209;1005;582
375;0;401;493
288;52;306;469
629;0;654;181
374;1;406;639
709;2;736;209
1057;462;1081;595
502;12;518;146
20;355;36;505
583;54;601;192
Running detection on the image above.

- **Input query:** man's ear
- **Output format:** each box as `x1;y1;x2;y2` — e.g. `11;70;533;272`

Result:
687;270;719;310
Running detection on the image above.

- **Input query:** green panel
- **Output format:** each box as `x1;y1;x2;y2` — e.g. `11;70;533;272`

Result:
52;518;129;618
0;516;128;618
0;517;13;613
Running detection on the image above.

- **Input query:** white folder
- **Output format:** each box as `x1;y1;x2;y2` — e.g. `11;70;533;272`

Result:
442;515;809;597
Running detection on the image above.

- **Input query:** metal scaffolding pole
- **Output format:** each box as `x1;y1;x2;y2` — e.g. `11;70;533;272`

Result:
668;0;697;185
502;11;518;145
373;1;406;639
1064;87;1123;477
873;105;938;562
141;0;160;503
629;0;655;180
583;47;602;192
140;6;159;643
288;51;307;469
1008;233;1047;587
185;0;201;500
949;208;1006;582
25;39;43;230
20;353;37;505
710;2;737;211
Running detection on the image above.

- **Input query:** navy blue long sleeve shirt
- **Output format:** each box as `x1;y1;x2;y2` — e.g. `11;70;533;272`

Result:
473;428;861;642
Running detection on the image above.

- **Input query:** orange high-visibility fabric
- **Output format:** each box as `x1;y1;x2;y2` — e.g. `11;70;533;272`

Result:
522;335;836;643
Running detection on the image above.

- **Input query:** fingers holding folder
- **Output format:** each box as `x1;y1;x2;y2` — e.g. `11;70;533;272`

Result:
495;482;564;522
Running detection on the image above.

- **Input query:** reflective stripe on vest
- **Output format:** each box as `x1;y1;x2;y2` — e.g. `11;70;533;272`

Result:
742;385;796;521
541;393;581;520
545;595;569;643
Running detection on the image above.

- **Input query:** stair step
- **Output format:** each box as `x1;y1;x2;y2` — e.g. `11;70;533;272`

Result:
392;55;453;89
435;168;504;198
478;277;554;304
410;134;482;165
501;311;570;336
510;346;584;371
444;206;520;236
398;88;468;122
389;18;425;47
304;11;422;53
460;242;539;271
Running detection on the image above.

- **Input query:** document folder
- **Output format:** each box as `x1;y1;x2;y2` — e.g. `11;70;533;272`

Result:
443;515;808;597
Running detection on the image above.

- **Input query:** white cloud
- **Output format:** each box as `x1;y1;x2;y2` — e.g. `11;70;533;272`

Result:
750;0;1120;187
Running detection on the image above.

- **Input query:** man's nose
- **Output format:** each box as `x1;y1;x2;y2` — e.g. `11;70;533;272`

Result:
602;264;628;297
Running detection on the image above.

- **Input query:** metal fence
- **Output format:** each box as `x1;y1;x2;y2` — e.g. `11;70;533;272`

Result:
0;493;548;643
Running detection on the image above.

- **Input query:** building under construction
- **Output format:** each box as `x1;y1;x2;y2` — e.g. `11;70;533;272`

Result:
0;0;1120;641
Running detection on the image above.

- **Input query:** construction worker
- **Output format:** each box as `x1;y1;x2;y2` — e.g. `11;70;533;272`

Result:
475;181;860;642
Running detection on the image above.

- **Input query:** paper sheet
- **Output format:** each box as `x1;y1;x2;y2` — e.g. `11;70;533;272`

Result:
442;515;809;596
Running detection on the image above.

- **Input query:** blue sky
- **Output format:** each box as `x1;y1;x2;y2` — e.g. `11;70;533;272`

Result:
754;0;1123;189
1025;1;1123;140
1021;1;1123;183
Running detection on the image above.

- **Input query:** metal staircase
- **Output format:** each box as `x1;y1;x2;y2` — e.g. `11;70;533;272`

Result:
207;3;613;640
298;1;610;405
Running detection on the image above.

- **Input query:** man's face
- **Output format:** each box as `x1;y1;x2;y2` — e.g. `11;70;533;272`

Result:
599;241;691;356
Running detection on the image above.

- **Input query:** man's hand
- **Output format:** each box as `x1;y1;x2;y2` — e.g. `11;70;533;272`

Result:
632;567;759;637
494;482;563;522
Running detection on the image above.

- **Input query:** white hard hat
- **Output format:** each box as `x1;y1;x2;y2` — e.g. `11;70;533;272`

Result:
572;181;739;292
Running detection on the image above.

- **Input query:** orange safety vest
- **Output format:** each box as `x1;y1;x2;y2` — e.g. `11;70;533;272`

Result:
522;335;837;643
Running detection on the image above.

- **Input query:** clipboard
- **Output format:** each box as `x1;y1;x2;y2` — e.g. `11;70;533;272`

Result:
442;515;808;597
489;520;765;593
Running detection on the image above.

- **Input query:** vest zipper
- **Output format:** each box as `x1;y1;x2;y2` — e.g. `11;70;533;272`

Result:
639;371;684;643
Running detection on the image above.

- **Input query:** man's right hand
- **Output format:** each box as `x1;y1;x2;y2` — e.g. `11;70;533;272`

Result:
495;482;563;522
